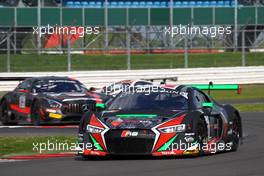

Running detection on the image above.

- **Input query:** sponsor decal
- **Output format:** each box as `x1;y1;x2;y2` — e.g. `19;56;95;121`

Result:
121;130;139;137
46;108;57;113
19;95;26;109
184;136;195;143
49;113;62;119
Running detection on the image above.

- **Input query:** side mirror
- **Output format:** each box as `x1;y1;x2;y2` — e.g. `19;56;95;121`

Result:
202;102;213;108
95;103;106;112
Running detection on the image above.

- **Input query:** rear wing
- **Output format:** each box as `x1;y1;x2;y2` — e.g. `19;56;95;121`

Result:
189;82;242;95
0;77;31;81
143;76;178;84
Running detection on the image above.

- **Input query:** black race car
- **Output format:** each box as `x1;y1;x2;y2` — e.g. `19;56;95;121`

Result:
0;76;108;125
77;85;242;157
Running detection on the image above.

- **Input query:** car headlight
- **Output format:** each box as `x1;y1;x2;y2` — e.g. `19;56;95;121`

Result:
159;124;186;133
46;99;62;109
86;125;104;133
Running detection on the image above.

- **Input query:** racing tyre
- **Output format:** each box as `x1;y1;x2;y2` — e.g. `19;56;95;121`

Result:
31;101;42;126
231;115;240;151
196;117;208;155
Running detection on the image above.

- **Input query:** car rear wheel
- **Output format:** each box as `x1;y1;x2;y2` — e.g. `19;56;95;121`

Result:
196;117;208;155
31;101;42;126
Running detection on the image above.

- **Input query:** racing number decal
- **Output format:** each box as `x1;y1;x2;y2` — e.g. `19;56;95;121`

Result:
19;95;26;109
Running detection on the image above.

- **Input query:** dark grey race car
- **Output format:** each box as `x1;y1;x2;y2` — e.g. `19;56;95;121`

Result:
0;76;108;125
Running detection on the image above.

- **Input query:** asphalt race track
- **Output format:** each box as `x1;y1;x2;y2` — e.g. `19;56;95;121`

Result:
0;112;264;176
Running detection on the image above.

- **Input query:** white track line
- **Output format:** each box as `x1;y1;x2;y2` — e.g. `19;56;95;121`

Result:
0;159;26;162
0;125;78;129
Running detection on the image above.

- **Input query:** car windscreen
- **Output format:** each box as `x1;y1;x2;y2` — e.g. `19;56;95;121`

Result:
32;80;84;93
108;92;188;111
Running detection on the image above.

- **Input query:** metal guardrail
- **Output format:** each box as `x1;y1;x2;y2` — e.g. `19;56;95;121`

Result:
0;66;263;91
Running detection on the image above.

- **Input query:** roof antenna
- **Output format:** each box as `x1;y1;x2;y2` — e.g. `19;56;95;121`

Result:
208;81;213;95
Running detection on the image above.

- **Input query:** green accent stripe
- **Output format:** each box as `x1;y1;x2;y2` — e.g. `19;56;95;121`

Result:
96;103;105;109
116;114;157;118
202;102;213;107
89;133;103;151
158;135;178;152
189;84;239;90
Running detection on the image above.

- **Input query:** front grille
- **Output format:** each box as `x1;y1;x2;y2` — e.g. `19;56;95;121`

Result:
62;101;94;114
105;130;155;154
67;103;81;113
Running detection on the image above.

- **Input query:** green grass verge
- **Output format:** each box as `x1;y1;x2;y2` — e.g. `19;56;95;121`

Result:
233;103;264;112
0;52;263;72
0;136;76;157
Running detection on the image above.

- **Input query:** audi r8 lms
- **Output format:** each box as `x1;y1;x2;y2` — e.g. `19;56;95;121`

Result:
77;85;242;157
0;76;108;125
